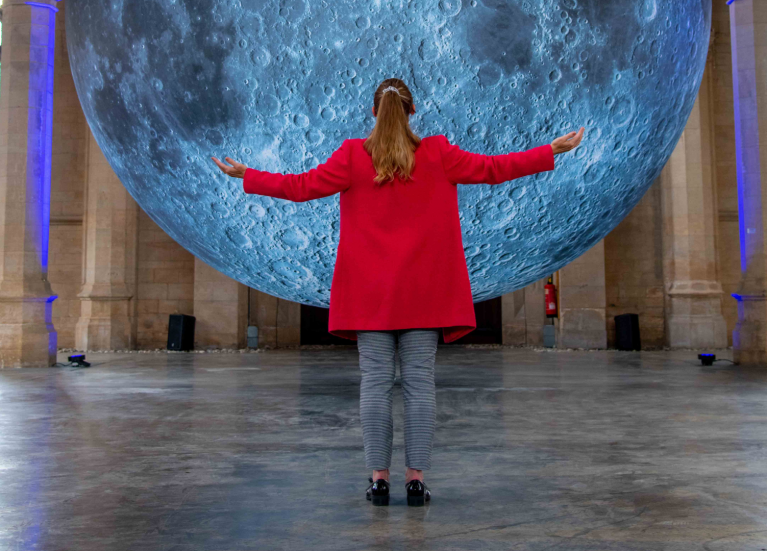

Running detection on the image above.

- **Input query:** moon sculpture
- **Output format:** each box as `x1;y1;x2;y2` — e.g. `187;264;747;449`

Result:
65;0;712;306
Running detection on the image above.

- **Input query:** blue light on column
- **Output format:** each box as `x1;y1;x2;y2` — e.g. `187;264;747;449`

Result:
24;2;59;11
729;0;751;276
23;0;59;272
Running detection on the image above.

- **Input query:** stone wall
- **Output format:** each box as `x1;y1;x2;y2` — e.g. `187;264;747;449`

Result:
136;211;195;350
604;180;665;348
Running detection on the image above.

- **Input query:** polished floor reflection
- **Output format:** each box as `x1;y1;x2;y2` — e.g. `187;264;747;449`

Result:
0;347;766;550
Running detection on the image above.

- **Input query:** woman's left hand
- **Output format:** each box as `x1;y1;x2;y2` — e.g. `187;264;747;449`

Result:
211;156;247;179
551;127;585;155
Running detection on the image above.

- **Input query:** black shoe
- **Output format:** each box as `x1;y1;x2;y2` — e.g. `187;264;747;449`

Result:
366;477;390;506
405;479;431;506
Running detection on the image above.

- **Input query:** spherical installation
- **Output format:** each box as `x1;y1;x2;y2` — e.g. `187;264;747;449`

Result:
65;0;712;306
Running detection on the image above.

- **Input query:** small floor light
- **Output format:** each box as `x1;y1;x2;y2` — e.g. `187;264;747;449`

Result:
67;354;91;367
698;353;716;366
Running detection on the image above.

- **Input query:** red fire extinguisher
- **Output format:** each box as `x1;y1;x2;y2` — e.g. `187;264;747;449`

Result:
545;275;558;318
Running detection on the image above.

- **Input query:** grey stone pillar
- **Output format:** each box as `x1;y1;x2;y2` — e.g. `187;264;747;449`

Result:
501;289;526;345
0;0;61;367
557;240;607;349
247;288;300;348
75;129;138;350
659;60;728;350
524;278;548;346
729;1;767;365
500;278;549;346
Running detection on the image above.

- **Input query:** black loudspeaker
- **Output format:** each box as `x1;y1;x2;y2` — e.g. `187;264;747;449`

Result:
615;313;641;351
167;314;195;351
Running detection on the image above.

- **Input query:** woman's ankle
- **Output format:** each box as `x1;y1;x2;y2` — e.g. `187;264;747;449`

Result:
373;469;389;481
405;468;423;483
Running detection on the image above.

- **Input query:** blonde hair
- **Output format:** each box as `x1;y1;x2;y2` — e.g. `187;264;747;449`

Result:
363;78;421;184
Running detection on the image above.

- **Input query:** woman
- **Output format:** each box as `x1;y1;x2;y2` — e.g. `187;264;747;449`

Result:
212;77;584;507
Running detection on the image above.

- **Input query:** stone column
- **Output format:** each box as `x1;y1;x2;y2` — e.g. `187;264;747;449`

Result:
524;278;548;346
248;289;300;348
0;0;61;367
193;258;249;349
556;240;607;349
74;129;138;350
659;58;728;349
501;289;526;345
729;1;767;364
500;278;549;346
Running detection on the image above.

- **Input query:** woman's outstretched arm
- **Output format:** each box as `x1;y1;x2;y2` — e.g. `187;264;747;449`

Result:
438;127;584;185
211;139;351;202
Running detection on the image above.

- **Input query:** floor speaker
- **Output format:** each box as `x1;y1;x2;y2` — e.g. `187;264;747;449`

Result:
615;313;641;351
168;314;195;351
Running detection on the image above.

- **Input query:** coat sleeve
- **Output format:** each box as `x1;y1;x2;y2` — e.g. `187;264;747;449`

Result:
437;134;555;185
243;139;351;202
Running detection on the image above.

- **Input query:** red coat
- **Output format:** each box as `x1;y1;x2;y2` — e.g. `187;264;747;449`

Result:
243;134;555;343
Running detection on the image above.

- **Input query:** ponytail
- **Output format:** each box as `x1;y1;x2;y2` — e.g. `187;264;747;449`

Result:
363;78;421;184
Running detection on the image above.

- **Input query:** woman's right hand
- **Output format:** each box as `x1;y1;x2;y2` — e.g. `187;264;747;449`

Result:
551;127;585;155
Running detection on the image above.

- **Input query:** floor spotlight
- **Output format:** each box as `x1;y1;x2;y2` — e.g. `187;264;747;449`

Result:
698;353;716;366
67;354;91;367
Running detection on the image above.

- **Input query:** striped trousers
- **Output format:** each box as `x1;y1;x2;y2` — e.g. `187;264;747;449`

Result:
356;328;440;470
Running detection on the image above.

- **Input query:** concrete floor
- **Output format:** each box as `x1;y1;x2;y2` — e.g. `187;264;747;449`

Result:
1;346;766;550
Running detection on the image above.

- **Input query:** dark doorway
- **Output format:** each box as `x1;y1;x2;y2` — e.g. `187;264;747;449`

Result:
300;304;352;345
449;296;502;344
300;297;503;345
